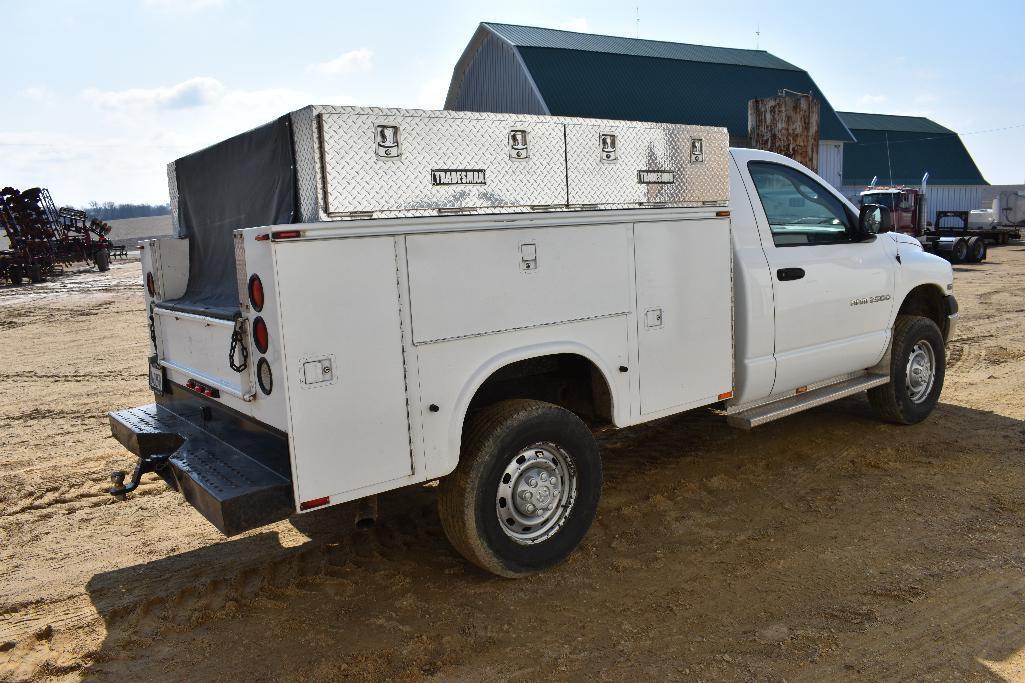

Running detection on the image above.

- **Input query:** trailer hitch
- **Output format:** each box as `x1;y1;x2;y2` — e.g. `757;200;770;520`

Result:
110;454;171;497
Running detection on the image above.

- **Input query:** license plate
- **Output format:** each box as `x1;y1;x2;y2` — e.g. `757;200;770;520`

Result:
149;362;165;394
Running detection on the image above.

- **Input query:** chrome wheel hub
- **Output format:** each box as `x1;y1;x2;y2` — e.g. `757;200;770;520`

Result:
496;443;577;544
905;339;936;404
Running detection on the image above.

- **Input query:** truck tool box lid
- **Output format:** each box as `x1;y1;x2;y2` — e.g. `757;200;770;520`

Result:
165;106;729;316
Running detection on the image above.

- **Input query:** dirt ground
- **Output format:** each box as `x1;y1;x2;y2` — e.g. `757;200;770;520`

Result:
2;245;1025;681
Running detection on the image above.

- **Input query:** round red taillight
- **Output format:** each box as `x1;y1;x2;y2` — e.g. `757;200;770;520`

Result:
146;272;155;297
248;274;264;312
252;316;269;354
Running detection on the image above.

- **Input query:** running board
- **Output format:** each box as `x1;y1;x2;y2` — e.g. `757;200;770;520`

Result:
726;375;890;430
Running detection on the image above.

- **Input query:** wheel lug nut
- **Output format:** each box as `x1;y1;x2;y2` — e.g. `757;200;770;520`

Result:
520;490;532;500
539;473;548;482
526;503;536;513
527;477;537;488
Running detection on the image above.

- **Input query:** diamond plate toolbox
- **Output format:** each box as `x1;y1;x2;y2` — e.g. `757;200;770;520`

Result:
293;106;728;220
564;119;730;207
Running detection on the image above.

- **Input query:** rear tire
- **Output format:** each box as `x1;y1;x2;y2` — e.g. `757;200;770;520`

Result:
9;265;23;285
29;263;43;283
438;399;602;578
868;315;945;425
950;238;968;263
967;236;985;263
95;248;110;272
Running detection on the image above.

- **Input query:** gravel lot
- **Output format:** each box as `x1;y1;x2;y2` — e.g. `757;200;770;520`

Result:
2;246;1025;681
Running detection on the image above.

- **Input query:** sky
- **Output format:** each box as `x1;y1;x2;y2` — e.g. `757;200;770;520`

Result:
2;0;1023;205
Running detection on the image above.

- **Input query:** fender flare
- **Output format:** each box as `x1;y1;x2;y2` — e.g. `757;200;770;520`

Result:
439;341;623;477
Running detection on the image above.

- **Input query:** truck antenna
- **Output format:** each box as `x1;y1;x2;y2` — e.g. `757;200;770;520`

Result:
756;23;760;49
635;6;640;38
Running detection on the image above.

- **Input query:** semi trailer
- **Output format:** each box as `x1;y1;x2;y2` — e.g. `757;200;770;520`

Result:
109;106;956;577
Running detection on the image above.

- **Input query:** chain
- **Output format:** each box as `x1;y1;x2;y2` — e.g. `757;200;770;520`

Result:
228;315;248;373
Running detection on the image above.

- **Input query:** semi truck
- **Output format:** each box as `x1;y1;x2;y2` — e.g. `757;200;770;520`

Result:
860;176;1018;263
109;106;957;578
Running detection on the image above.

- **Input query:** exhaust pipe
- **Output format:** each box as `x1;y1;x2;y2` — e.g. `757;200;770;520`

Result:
354;495;378;529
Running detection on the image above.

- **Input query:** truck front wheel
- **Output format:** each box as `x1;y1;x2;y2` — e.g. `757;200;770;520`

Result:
438;399;602;578
868;315;945;424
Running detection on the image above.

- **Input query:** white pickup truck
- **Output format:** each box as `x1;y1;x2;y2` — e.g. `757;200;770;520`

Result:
110;107;956;578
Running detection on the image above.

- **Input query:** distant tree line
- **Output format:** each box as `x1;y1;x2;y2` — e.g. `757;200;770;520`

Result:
80;201;171;221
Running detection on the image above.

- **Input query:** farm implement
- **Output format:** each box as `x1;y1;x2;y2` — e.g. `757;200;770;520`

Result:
0;186;115;285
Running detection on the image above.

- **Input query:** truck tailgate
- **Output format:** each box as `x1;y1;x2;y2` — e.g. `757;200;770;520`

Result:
154;307;247;399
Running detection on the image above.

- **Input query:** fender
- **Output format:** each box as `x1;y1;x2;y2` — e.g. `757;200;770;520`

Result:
435;340;624;479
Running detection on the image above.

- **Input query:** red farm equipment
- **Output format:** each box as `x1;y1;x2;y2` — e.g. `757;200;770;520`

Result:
1;186;114;285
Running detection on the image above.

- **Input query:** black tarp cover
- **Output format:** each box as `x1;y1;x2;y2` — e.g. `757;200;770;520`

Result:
163;114;296;319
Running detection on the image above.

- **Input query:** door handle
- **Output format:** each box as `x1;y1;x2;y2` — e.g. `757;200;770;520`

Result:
777;267;805;281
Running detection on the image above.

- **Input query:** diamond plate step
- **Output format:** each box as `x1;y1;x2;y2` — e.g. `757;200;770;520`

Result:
726;375;890;430
110;404;293;535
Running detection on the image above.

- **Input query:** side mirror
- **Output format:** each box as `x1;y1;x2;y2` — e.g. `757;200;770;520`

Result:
858;203;892;238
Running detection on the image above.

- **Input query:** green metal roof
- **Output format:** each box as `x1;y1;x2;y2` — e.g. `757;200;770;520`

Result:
514;45;855;141
838;112;986;186
484;22;802;71
837;111;954;134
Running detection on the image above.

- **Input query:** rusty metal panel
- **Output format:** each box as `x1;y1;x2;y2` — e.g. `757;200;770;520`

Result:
748;93;821;172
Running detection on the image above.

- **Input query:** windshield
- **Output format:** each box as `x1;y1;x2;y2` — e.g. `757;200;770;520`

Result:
862;192;897;210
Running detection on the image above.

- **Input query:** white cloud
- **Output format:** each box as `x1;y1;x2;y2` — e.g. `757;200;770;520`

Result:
0;79;356;204
857;94;888;107
307;48;373;75
143;0;224;11
558;17;589;32
22;85;52;101
84;77;226;110
413;76;450;110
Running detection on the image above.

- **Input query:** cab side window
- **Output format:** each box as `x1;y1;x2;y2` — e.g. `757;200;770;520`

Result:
748;162;853;247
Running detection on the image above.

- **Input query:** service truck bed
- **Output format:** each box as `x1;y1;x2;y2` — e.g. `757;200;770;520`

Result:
109;399;293;535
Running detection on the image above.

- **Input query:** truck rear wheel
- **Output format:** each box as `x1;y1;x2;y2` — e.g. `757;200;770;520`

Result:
967;236;986;263
950;238;968;263
438;399;602;578
868;315;945;425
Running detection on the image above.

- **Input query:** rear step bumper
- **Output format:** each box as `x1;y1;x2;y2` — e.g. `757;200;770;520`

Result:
109;403;293;535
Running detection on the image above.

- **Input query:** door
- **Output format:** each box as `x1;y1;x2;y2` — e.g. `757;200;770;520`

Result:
275;236;412;505
744;160;896;394
634;218;733;415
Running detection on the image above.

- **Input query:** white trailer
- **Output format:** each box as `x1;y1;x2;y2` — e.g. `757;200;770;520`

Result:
111;107;956;577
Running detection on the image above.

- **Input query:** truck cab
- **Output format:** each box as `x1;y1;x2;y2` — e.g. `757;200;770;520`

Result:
110;107;956;578
860;186;924;236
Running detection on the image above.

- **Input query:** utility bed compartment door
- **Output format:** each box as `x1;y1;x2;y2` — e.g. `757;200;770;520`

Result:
274;236;411;505
406;224;632;343
634;218;733;414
